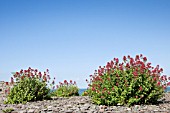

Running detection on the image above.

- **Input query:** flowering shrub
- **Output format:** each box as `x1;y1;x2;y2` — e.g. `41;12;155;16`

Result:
54;80;79;97
4;67;55;104
86;54;170;106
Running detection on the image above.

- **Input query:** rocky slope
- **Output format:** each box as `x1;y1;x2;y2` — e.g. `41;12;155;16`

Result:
0;93;170;113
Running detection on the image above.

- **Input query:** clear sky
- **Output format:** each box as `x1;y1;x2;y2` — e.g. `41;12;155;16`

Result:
0;0;170;88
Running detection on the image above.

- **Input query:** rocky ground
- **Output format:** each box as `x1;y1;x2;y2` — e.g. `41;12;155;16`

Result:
0;93;170;113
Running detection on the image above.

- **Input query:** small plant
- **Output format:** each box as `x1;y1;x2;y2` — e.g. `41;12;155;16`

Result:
4;67;55;104
86;54;170;106
2;108;14;113
54;80;79;97
81;90;88;96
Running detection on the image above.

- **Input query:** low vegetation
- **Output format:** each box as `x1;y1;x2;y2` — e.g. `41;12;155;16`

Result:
52;80;79;97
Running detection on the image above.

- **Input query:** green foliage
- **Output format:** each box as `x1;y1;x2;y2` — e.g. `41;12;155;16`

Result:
2;108;14;113
54;80;79;97
86;54;169;106
4;67;55;104
81;90;88;96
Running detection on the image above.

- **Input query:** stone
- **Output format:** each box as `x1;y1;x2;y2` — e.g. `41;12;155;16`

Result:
65;110;73;113
34;109;40;113
19;110;27;113
42;108;48;111
1;95;170;112
143;111;151;113
27;109;35;113
99;109;105;112
112;111;122;113
83;105;90;110
16;104;23;108
11;111;18;113
126;108;131;111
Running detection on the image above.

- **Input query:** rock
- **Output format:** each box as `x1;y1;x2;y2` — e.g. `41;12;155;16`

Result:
105;111;114;113
99;109;105;112
11;111;18;113
1;96;170;112
112;111;122;113
127;108;131;111
99;105;107;109
83;104;90;110
27;109;35;113
110;106;117;110
34;109;40;113
143;111;151;113
42;108;48;111
19;110;27;113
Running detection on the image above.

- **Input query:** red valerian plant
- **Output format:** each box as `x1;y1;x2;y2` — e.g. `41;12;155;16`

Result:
53;80;79;97
86;54;170;106
5;67;55;104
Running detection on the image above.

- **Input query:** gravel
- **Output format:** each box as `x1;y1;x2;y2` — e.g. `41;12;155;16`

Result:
0;93;170;113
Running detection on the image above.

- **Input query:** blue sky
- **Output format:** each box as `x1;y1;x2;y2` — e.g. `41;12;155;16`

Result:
0;0;170;88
